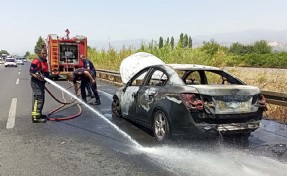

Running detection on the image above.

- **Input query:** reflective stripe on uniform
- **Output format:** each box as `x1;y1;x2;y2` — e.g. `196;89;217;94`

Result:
33;100;38;112
32;112;40;116
32;100;40;117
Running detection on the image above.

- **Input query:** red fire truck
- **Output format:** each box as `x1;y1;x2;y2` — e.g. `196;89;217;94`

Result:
46;30;87;79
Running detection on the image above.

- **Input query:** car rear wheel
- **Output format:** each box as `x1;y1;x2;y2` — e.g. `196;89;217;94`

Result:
112;98;122;118
223;131;251;141
236;132;251;140
153;110;170;142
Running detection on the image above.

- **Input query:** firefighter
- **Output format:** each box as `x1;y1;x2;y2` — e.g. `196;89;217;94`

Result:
67;68;101;105
29;48;49;123
81;55;97;97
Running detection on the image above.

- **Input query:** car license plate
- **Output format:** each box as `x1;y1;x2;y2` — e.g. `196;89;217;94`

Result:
217;100;251;113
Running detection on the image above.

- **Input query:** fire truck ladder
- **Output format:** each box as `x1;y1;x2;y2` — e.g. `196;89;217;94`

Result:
50;40;59;74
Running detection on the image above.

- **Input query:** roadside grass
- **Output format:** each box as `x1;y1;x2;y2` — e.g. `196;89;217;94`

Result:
226;68;287;123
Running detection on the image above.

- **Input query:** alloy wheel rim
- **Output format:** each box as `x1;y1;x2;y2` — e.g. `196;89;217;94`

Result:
155;113;166;139
112;99;120;116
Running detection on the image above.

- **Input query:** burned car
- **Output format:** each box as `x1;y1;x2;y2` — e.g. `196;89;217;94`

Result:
112;64;267;142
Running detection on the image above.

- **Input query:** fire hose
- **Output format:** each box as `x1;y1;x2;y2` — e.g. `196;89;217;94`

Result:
44;83;82;121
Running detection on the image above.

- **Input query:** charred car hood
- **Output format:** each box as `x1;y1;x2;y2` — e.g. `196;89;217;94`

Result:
188;85;260;96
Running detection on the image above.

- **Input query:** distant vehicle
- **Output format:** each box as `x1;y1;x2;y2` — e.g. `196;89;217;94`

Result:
23;58;27;62
4;58;17;67
112;63;267;142
16;58;24;65
0;58;4;64
1;54;8;60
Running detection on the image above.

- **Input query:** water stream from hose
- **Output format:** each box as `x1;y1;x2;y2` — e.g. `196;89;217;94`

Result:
44;77;142;148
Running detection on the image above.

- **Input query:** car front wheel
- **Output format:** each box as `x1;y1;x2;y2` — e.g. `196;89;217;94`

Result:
112;98;122;118
153;110;170;142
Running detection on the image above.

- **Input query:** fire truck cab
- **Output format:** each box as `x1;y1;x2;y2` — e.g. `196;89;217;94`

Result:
46;33;87;79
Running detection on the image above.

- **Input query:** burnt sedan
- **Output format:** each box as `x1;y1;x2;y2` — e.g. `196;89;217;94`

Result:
112;64;267;142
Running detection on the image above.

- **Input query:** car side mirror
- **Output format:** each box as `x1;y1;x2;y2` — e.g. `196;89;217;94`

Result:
123;83;129;92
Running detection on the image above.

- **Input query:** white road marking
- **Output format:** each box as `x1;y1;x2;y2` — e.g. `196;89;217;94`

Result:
16;78;19;84
18;72;21;75
6;98;17;129
19;68;21;71
98;90;113;99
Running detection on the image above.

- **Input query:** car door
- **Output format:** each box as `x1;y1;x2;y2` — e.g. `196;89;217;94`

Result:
120;68;151;119
136;68;168;124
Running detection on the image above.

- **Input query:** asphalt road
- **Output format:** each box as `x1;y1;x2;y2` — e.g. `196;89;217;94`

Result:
0;62;286;176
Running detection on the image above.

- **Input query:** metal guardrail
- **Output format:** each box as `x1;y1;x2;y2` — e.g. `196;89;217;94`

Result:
261;90;287;107
97;69;287;107
97;69;123;86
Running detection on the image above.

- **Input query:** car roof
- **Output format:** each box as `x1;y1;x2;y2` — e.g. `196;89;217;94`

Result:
166;64;222;71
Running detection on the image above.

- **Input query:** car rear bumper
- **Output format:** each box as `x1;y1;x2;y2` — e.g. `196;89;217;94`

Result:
172;120;260;138
171;110;263;137
196;120;260;133
5;64;17;67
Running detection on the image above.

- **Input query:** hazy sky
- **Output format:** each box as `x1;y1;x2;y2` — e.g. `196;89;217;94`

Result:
1;0;287;55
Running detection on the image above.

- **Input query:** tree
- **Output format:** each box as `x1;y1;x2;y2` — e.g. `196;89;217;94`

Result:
0;49;9;56
34;36;46;54
188;36;193;48
170;37;175;49
24;51;30;57
178;33;184;48
183;34;188;48
229;41;271;55
159;36;164;49
253;40;272;54
201;39;221;55
165;37;170;46
229;42;245;55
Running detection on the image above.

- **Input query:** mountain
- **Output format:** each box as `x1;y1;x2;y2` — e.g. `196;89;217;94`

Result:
195;29;287;44
89;39;149;51
89;29;287;51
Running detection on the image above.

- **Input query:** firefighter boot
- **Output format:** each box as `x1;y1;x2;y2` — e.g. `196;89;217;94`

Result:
41;114;48;120
87;90;92;97
32;113;46;123
95;99;101;105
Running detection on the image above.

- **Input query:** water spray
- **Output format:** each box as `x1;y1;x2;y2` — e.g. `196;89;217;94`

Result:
44;77;142;148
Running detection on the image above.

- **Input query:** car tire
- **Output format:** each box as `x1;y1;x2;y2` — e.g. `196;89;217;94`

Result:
224;132;251;141
153;109;170;142
112;98;122;118
237;132;251;140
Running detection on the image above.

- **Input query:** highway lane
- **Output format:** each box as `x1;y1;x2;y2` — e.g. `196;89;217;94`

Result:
0;62;286;176
0;63;172;176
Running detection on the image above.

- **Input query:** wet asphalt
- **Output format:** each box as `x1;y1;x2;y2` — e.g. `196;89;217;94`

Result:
0;63;286;176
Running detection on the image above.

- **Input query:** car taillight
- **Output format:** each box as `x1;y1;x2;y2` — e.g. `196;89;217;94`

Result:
180;93;203;110
259;94;267;111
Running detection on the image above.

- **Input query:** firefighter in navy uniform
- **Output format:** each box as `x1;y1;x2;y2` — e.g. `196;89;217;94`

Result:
81;55;97;97
67;68;101;105
29;48;49;123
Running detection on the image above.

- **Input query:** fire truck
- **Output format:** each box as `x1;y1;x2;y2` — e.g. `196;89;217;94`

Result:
46;30;87;79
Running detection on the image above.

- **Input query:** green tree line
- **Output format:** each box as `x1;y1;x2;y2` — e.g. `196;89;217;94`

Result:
27;34;287;70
